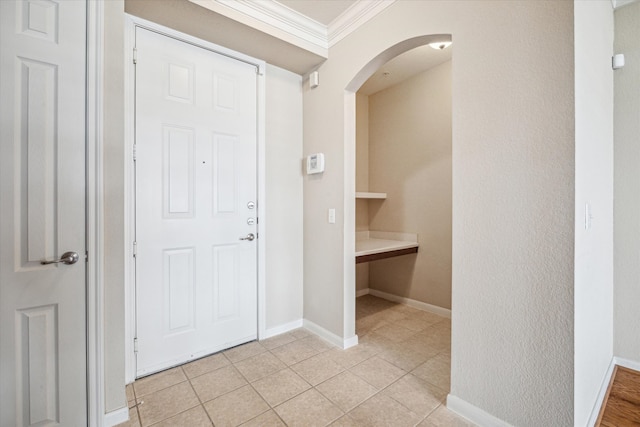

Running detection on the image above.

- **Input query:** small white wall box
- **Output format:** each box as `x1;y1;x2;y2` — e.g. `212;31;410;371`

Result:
306;153;325;174
309;71;319;89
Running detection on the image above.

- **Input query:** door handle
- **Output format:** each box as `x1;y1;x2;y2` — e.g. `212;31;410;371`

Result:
41;251;80;265
239;233;255;241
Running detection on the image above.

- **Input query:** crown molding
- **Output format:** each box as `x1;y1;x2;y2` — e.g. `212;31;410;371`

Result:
328;0;396;47
613;0;640;8
189;0;328;56
189;0;397;62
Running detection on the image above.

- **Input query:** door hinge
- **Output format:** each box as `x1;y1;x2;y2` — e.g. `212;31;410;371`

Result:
85;251;89;262
133;144;137;161
133;47;137;64
134;337;138;353
133;241;137;257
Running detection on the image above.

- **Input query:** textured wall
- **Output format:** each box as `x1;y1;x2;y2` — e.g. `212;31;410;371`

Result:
303;1;575;424
574;1;614;425
367;61;452;310
614;1;640;363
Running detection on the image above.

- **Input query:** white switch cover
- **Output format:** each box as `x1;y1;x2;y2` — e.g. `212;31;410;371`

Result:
328;208;336;224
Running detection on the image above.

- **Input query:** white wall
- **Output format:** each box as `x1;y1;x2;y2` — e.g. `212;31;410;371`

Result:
303;1;575;424
614;0;640;363
265;64;304;333
574;1;614;425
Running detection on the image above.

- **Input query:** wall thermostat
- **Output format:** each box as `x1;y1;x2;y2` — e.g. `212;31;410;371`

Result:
306;153;325;174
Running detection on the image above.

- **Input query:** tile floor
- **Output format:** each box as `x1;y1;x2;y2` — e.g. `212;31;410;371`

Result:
117;295;475;426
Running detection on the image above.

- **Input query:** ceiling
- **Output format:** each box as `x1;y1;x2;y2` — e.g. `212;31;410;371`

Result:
276;0;356;25
275;0;452;95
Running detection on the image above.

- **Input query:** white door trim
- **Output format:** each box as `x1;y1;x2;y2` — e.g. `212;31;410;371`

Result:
124;15;267;383
87;1;105;425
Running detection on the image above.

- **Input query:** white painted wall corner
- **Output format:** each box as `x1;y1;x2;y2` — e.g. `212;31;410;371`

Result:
303;319;358;349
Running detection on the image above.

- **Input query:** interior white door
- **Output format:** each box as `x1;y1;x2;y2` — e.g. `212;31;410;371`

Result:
135;28;258;376
0;0;87;426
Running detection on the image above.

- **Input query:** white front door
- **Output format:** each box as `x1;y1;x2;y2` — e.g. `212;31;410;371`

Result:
135;28;259;377
0;0;87;426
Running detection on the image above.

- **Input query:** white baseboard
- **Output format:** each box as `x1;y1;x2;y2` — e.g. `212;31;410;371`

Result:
366;288;452;319
303;319;358;349
356;288;370;297
614;356;640;372
261;319;304;340
587;358;616;427
585;356;640;427
447;394;513;427
104;406;129;427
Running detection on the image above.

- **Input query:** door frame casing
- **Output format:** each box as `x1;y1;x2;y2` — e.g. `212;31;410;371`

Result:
87;0;106;425
123;15;267;383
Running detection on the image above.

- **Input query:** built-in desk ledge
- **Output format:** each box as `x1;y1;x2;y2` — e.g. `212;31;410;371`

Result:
356;192;387;199
355;231;418;264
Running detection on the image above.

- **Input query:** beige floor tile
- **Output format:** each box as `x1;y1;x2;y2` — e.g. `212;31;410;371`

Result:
378;342;431;372
401;334;448;358
270;338;322;366
289;328;312;339
391;316;434;332
387;303;422;316
182;353;230;379
240;410;286;426
133;367;187;398
356;332;395;355
383;374;446;418
190;365;247;403
356;316;390;335
299;334;335;352
252;368;311;407
411;355;451;391
125;296;454;426
224;341;267;363
348;394;422;427
274;389;344;427
234;351;287;383
315;371;377;412
349;356;406;390
375;309;408;323
327;344;377;369
291;352;344;386
152;405;213;427
329;414;368;426
203;385;269;426
415;325;451;347
419;404;477;426
412;311;448;326
371;323;417;343
136;381;200;426
259;332;298;350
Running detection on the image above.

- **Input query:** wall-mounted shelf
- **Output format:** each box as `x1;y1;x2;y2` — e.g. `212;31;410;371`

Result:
356;192;387;199
356;231;418;264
